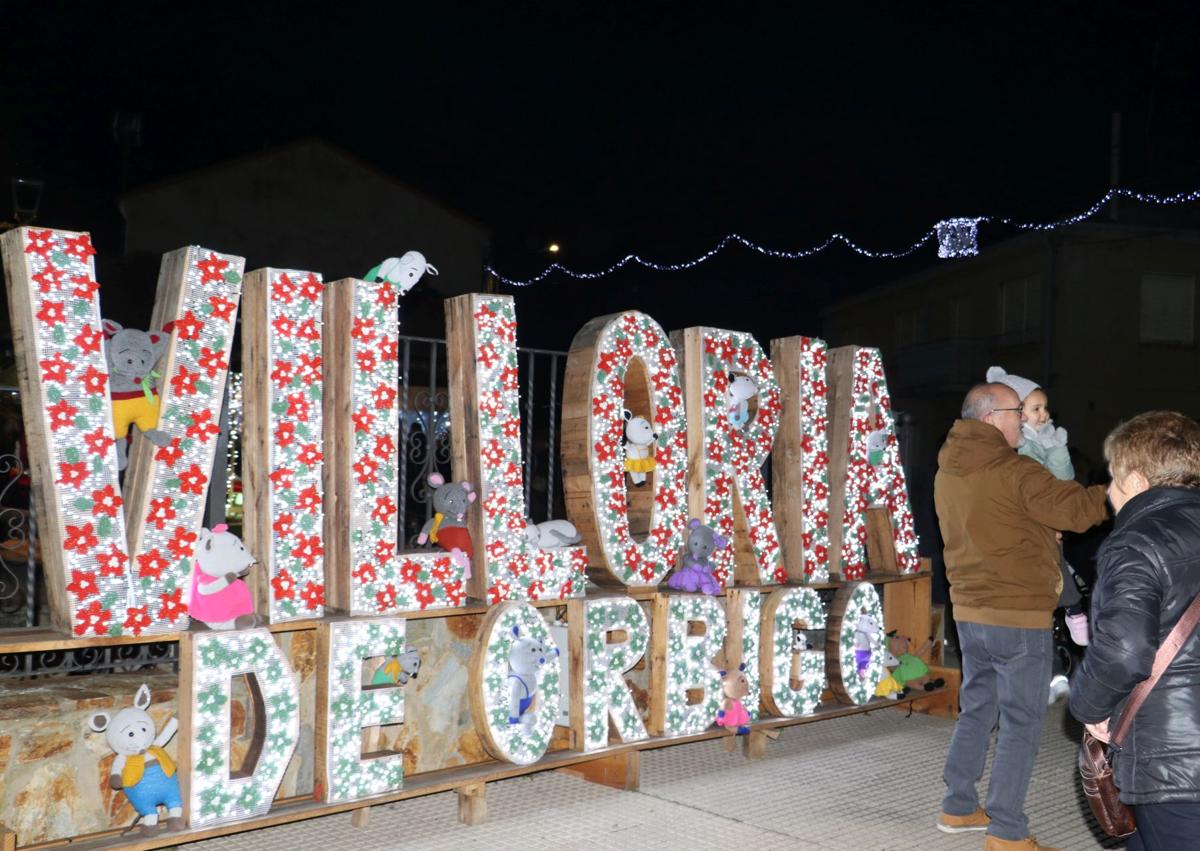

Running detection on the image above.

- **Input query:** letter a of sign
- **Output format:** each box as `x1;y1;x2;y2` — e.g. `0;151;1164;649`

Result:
1;228;242;636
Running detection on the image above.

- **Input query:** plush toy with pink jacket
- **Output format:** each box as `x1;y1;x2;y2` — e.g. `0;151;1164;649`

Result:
188;524;260;630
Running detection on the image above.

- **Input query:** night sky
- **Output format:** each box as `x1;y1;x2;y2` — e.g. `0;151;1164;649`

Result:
5;2;1200;348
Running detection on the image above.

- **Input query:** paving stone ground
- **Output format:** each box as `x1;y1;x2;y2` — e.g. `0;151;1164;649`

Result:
184;700;1124;851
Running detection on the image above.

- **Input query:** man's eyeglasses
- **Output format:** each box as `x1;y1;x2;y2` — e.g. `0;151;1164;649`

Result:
990;407;1023;414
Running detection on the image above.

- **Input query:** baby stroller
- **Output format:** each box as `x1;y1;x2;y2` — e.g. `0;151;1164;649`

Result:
1048;566;1091;703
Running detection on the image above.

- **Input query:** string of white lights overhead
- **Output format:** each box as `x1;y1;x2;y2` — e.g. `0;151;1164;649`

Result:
484;185;1200;287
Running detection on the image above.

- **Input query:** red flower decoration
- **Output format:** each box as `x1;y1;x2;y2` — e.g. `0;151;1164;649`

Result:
196;252;230;284
64;233;96;261
295;485;321;512
80;364;108;395
352;406;374;434
293;534;323;568
47;399;78;430
353;456;378;484
123;606;152;636
273;513;294;537
299;273;323;302
66;569;99;600
174;310;203;341
39;352;71;383
275;420;296;447
371;496;396;524
158;588;185;623
400;560;421;583
415;583;435;608
355;349;377;373
36;300;66;327
136;548;170;580
376;336;398;362
166;527;198;561
64;522;96;554
371;383;396;410
271;568;296;600
74;324;103;354
155;438;184;467
351;316;376;343
295;319;320;341
25;229;55;256
354;562;377;585
286;392;310;421
270;360;295;390
197;346;228;378
186;409;220;442
299;580;324;611
208;295;237;321
97;544;128;577
297;442;322;467
171;366;200;396
296;353;321;381
373;281;396;309
375;583;397;610
33;266;64;293
271;315;296;338
57;460;89;489
145;496;176;530
91;484;122;517
373;434;394;460
268;467;294;490
272;273;296;303
74;600;111;636
177;463;208;496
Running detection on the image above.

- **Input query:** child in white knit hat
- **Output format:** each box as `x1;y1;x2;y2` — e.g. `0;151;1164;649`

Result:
986;366;1089;645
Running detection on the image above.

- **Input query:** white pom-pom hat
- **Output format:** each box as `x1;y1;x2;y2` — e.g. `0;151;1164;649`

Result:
985;366;1040;402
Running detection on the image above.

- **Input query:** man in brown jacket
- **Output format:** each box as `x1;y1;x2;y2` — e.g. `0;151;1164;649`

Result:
934;382;1108;851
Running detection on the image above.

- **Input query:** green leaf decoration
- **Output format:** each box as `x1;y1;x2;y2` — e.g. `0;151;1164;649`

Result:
50;250;70;266
65;446;80;463
74;498;93;511
166;478;181;489
89;396;102;414
46;387;62;403
73;415;89;430
96;516;112;538
196;380;211;395
52;326;66;344
223;270;241;284
72;300;89;317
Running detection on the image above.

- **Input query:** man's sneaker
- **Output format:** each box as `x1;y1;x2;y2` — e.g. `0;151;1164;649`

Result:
984;836;1060;851
1066;612;1090;646
936;808;989;833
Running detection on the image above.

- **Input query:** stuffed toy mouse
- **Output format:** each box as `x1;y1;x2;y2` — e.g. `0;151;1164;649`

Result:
102;319;174;471
667;519;727;595
417;472;476;576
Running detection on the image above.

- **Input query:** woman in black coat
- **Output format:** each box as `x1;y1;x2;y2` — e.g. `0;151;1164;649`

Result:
1070;410;1200;850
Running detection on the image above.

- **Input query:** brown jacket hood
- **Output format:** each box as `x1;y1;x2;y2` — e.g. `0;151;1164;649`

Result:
935;419;1108;629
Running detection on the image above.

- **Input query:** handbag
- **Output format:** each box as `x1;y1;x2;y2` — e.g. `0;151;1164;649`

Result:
1078;592;1200;838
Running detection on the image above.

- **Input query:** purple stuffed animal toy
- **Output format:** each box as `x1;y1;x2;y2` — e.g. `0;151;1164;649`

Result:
667;519;727;595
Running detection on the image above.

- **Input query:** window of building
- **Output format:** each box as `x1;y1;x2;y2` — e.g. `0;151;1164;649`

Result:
1140;273;1195;345
998;276;1042;336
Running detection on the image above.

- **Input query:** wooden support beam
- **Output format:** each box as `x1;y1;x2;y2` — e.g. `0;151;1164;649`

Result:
2;822;16;851
350;806;370;828
558;750;640;791
456;781;487;826
742;730;769;760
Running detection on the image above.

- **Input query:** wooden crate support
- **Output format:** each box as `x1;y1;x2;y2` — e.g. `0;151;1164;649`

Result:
456;781;487;826
321;278;356;613
883;571;933;644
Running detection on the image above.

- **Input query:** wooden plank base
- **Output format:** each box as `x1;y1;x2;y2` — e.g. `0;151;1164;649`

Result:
350;806;370;828
30;683;956;851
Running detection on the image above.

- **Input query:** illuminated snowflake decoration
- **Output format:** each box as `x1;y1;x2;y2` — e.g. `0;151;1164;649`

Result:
659;595;727;736
322;619;406;802
936;218;981;258
187;629;299;827
471;602;562;765
579;598;650;751
762;587;826;717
